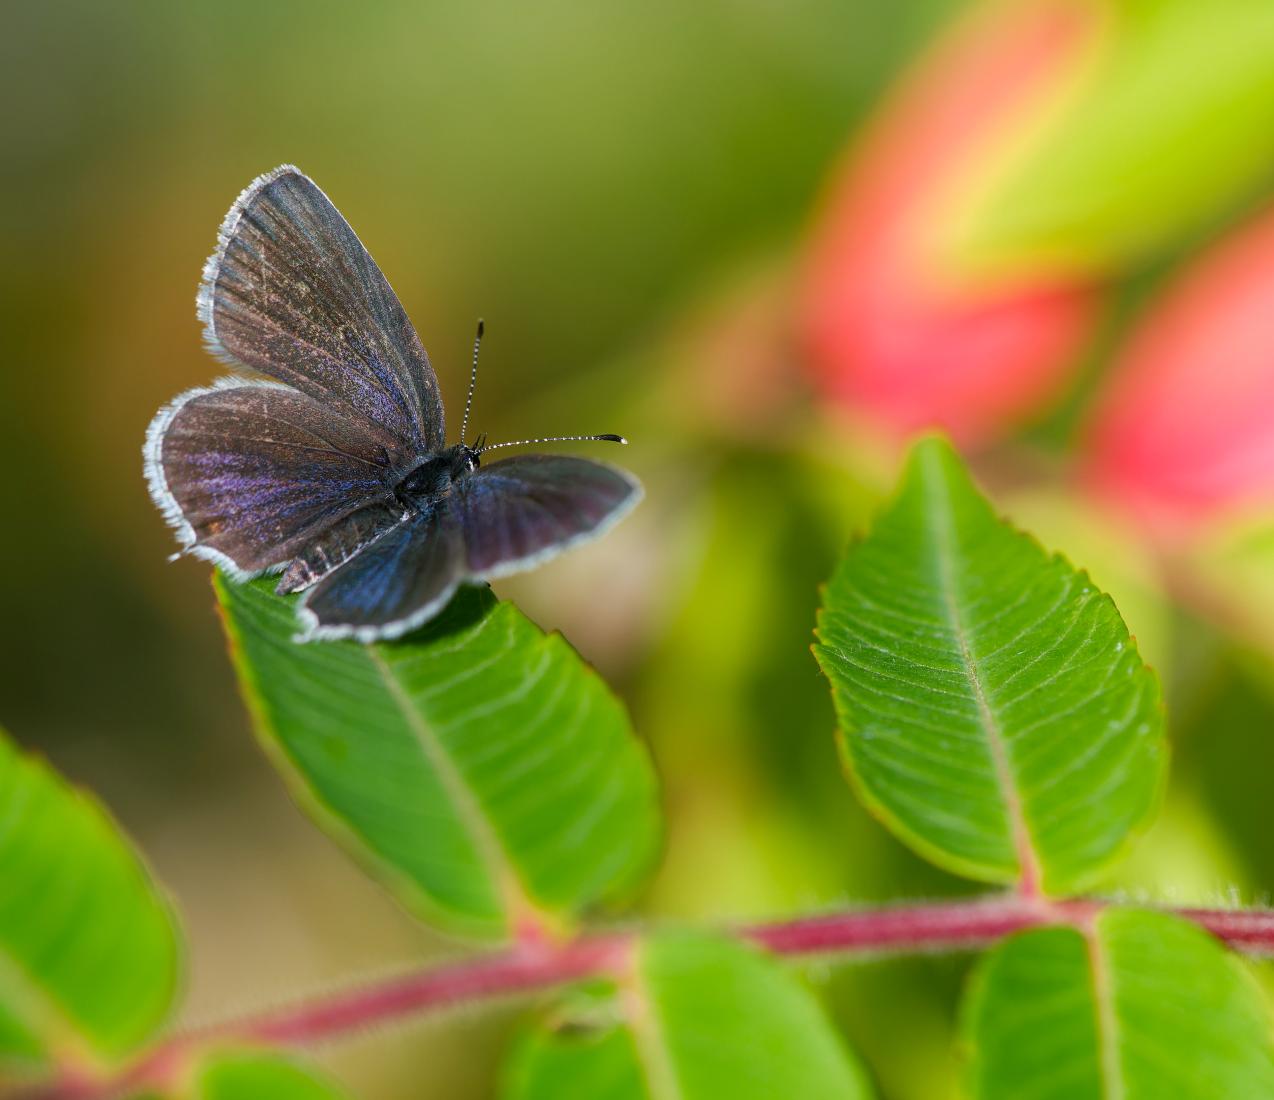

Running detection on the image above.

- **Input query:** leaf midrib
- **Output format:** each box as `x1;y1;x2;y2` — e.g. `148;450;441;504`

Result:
1085;923;1126;1100
0;934;88;1068
625;946;684;1100
366;645;531;927
926;470;1042;891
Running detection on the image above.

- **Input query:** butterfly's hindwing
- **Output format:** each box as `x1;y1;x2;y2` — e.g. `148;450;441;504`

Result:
297;497;466;641
456;454;642;578
275;499;407;594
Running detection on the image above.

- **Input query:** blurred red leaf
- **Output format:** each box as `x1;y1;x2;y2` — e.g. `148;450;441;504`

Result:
1084;205;1274;539
801;0;1099;446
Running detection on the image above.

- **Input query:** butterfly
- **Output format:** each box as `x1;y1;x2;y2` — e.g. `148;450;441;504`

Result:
144;165;641;642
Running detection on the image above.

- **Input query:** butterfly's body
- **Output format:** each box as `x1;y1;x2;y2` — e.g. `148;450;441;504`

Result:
394;444;482;509
145;166;640;641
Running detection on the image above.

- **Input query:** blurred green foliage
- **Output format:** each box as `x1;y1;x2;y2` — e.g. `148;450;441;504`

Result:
953;0;1274;277
0;728;178;1069
191;1052;353;1100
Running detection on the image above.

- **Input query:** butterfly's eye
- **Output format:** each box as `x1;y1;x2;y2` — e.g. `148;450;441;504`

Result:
447;446;481;478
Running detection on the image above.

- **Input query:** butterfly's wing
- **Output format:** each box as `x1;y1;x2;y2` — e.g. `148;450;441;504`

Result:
297;496;465;642
199;165;445;450
145;380;404;577
274;500;407;595
455;454;642;578
293;455;641;641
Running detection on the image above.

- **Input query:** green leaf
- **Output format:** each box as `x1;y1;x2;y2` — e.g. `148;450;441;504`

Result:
216;578;661;939
963;908;1274;1099
179;1050;354;1100
504;930;872;1099
814;436;1164;895
950;0;1274;278
0;728;179;1074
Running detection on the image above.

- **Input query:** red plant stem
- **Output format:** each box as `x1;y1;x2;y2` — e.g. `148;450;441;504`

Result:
745;895;1049;956
202;933;632;1046
1177;906;1274;949
14;897;1274;1100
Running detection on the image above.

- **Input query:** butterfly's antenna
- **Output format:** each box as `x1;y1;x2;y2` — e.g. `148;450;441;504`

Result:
460;318;484;445
479;433;628;454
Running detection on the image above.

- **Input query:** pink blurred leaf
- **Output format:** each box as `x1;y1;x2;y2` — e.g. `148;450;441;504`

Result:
1084;205;1274;538
801;0;1099;446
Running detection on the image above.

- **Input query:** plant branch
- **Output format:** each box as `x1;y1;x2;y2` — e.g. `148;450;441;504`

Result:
15;896;1274;1100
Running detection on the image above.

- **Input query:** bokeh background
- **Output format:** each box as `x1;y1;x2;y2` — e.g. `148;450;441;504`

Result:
5;0;1274;1096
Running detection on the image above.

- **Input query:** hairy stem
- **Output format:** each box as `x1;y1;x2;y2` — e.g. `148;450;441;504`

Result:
15;897;1274;1100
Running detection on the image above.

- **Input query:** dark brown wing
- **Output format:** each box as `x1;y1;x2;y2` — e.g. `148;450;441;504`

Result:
455;454;642;577
144;380;404;577
198;165;445;450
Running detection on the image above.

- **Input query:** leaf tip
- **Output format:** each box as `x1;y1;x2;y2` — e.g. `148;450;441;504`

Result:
904;432;971;489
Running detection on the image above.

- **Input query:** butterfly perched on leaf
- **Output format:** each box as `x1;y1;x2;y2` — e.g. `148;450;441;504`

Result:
145;166;640;642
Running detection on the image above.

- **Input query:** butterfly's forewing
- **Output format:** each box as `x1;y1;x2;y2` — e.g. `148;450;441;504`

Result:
145;381;404;577
456;454;642;577
297;498;465;641
199;165;445;450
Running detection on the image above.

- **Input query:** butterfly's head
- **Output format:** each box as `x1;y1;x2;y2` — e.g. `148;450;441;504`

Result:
449;441;481;476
